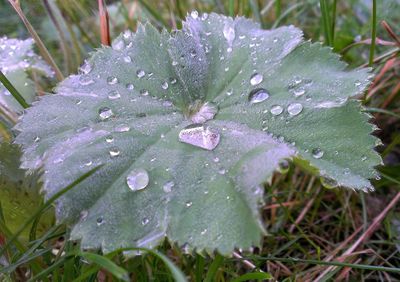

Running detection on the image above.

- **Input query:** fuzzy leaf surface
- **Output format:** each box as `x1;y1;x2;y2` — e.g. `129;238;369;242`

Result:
15;13;380;254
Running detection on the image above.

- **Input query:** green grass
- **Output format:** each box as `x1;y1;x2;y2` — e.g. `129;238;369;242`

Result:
1;0;400;281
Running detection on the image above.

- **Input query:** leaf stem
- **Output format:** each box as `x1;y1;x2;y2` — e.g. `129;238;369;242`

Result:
0;70;29;109
369;0;377;66
7;0;64;81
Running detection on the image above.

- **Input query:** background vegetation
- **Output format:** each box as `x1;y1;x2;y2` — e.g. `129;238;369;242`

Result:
0;0;400;281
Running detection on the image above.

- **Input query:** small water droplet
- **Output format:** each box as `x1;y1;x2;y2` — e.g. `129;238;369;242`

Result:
136;69;145;78
361;156;367;161
213;157;220;163
278;159;290;174
293;88;305;97
355;80;362;87
163;181;174;193
126;169;149;191
112;39;125;50
141;218;149;225
105;135;114;143
96;216;104;226
79;60;92;74
109;147;120;157
126;83;134;90
185;201;193;207
287;103;303;116
123;55;132;63
312;148;324;159
178;124;220;151
270;105;283;116
98;107;113;120
108;90;121;100
34;136;40;142
190;102;218;123
200;229;207;235
218;168;226;175
115;124;130;132
107;76;118;85
226;89;233;96
140;89;149;96
223;23;235;47
79;75;94;86
161;81;169;90
190;10;198;19
250;73;263;86
170;78;177;84
320;176;338;189
248;88;270;104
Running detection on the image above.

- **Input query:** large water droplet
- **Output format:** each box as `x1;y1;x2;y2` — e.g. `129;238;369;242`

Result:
136;69;145;78
270;105;283;116
126;169;149;191
312;148;324;159
107;76;118;85
250;73;263;86
163;181;174;193
108;90;121;100
178;124;220;151
98;107;113;120
287;103;303;116
248;88;270;104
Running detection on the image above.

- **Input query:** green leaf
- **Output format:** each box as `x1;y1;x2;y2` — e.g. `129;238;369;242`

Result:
15;13;381;254
0;142;54;241
0;37;53;112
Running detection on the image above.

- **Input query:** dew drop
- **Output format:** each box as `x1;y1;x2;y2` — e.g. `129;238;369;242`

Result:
361;156;367;161
278;159;290;174
223;23;235;47
287;103;303;116
115;124;130;132
250;73;263;86
170;78;177;84
141;218;149;225
108;90;121;100
248;88;270;104
178;124;220;151
112;39;125;50
226;89;233;96
355;80;362;87
190;10;198;19
213;157;220;163
140;89;149;96
320;176;338;189
79;60;92;74
185;201;193;207
109;147;120;157
123;55;132;63
163;181;174;193
293;88;305;97
200;229;207;235
218;168;226;175
312;148;324;159
78;75;94;86
98;107;113;120
190;102;218;123
136;69;145;78
107;76;118;85
126;169;149;191
126;83;134;90
161;81;169;90
270;105;283;116
96;216;104;226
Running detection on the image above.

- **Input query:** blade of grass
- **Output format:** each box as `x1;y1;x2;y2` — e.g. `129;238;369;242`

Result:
249;0;265;29
271;2;304;29
228;0;235;17
204;254;224;282
369;0;377;66
319;0;333;46
7;0;64;81
331;0;337;45
0;70;29;109
275;0;281;18
137;0;167;28
232;272;273;282
42;0;72;74
0;165;103;258
78;252;129;282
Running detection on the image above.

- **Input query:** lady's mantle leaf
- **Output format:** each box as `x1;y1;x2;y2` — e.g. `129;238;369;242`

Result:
15;13;381;254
